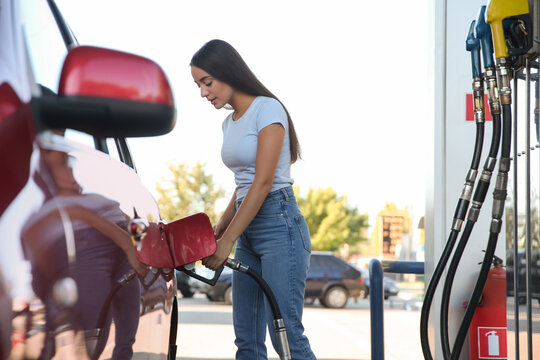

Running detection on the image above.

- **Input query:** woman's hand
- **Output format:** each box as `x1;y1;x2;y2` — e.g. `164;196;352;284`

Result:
202;237;234;270
213;219;228;239
127;250;148;277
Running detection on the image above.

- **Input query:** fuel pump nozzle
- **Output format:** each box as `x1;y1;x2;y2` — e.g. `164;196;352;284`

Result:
467;19;483;85
486;0;532;60
466;18;485;189
487;0;531;104
477;6;501;118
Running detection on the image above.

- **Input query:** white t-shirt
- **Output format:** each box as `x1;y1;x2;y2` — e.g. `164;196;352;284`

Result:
221;96;293;200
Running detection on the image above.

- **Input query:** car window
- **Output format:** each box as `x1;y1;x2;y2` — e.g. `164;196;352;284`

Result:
20;0;67;93
309;255;324;271
62;130;122;161
63;129;95;148
322;256;347;272
310;255;347;272
21;2;125;162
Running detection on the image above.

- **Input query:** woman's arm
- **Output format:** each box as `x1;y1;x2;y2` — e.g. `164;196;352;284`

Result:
203;123;285;270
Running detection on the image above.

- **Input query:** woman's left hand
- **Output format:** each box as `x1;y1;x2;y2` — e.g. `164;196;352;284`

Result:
202;237;234;270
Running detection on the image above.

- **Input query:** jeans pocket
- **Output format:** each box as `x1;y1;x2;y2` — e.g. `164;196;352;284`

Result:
294;215;312;253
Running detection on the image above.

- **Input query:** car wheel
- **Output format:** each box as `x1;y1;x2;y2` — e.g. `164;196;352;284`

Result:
323;286;349;308
180;289;194;298
359;288;366;299
224;286;232;305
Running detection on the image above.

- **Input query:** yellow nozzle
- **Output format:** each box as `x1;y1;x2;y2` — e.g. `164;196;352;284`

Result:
486;0;530;59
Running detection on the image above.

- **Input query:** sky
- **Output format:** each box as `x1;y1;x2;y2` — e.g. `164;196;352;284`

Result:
53;0;431;227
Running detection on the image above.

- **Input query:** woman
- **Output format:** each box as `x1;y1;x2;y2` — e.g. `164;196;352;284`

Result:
191;39;316;360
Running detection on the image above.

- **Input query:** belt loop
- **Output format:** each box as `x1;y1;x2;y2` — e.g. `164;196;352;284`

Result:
280;187;289;201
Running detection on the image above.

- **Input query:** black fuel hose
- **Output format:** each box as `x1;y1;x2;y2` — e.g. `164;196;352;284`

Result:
470;123;486;169
244;267;282;319
488;113;503;159
449;102;512;359
420;230;459;360
420;120;485;360
439;222;474;357
439;111;501;358
226;258;291;360
501;104;512;158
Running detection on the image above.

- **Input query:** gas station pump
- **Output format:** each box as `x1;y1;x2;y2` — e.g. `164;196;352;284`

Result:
420;17;488;360
421;0;534;359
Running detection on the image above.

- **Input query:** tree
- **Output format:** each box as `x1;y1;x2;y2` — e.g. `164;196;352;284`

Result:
295;186;369;252
156;161;226;224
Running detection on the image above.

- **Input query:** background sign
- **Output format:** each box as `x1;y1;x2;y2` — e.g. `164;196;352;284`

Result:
382;215;404;258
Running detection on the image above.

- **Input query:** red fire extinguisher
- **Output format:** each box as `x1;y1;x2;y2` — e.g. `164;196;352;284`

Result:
468;255;507;359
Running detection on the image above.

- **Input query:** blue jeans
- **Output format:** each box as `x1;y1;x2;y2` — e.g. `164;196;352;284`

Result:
232;186;316;360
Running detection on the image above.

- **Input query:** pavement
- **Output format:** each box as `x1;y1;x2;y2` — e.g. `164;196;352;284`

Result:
175;291;424;360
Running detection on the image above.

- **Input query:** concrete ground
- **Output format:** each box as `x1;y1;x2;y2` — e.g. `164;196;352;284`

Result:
175;291;423;360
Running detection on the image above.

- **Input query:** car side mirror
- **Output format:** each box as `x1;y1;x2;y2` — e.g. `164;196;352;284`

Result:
37;45;176;137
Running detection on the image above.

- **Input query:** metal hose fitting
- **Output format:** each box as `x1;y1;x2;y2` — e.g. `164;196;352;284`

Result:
484;67;501;115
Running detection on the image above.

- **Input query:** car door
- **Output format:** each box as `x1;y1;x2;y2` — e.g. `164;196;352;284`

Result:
1;1;177;359
305;255;327;297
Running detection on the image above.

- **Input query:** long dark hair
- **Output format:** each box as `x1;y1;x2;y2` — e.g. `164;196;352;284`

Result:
190;39;301;163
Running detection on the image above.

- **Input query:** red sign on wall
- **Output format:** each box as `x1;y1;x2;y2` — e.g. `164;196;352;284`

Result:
477;327;507;359
466;93;493;121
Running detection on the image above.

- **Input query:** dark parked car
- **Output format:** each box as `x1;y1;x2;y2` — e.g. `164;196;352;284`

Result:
305;252;366;308
176;270;195;298
506;249;540;303
204;267;234;304
358;268;400;300
0;1;179;359
203;253;366;309
176;267;214;298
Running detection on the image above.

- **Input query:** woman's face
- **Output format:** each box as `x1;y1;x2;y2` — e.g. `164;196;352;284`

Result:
191;66;234;109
